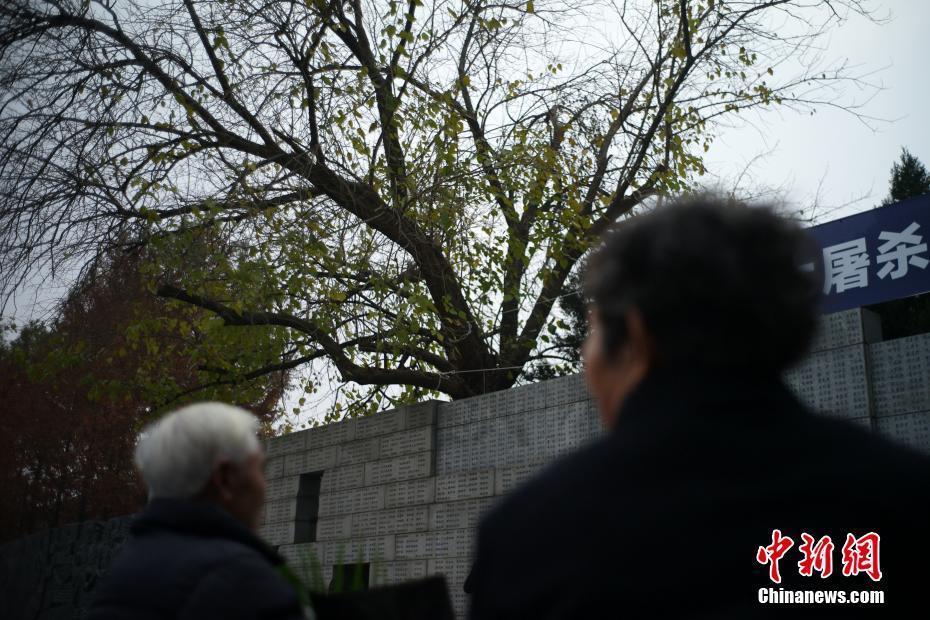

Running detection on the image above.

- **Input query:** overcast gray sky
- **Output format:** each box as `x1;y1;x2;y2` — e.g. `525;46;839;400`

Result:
704;1;930;220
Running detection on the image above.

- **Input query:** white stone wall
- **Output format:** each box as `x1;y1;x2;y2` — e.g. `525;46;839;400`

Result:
783;307;930;450
259;383;601;617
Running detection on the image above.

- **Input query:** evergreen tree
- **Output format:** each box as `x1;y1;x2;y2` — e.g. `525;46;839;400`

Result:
882;148;930;205
870;148;930;338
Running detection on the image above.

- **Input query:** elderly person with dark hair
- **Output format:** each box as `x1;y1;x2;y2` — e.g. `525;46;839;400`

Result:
87;403;307;620
467;198;930;618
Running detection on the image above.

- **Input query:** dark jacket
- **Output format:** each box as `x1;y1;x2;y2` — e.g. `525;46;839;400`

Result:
468;366;930;619
86;497;305;620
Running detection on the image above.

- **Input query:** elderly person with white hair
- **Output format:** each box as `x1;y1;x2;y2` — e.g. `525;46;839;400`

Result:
86;402;307;620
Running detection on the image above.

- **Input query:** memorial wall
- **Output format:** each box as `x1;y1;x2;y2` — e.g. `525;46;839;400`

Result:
260;386;600;617
260;306;930;618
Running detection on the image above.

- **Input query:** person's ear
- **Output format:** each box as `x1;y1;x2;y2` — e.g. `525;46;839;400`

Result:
209;460;237;502
623;308;654;369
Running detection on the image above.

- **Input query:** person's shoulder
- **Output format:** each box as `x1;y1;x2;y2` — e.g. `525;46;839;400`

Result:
803;413;930;471
756;382;930;473
100;527;272;591
480;434;616;534
196;546;283;584
87;531;264;617
468;436;620;611
138;525;265;563
787;412;930;506
181;549;302;619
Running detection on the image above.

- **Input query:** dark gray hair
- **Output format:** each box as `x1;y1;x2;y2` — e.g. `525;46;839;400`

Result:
583;197;822;373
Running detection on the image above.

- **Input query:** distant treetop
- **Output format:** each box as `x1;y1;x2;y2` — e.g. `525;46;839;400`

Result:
883;148;930;206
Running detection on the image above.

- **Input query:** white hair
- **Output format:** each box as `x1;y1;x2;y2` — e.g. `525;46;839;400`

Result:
135;402;262;499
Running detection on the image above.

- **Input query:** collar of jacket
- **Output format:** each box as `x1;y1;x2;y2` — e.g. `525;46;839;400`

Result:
609;363;805;437
131;496;284;566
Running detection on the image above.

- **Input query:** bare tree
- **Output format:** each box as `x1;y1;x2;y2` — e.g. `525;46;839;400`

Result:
0;0;879;412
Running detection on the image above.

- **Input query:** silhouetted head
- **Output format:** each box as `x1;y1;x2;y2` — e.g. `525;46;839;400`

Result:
582;196;822;428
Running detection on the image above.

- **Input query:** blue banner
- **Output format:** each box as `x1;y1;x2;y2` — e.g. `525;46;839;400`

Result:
808;194;930;313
